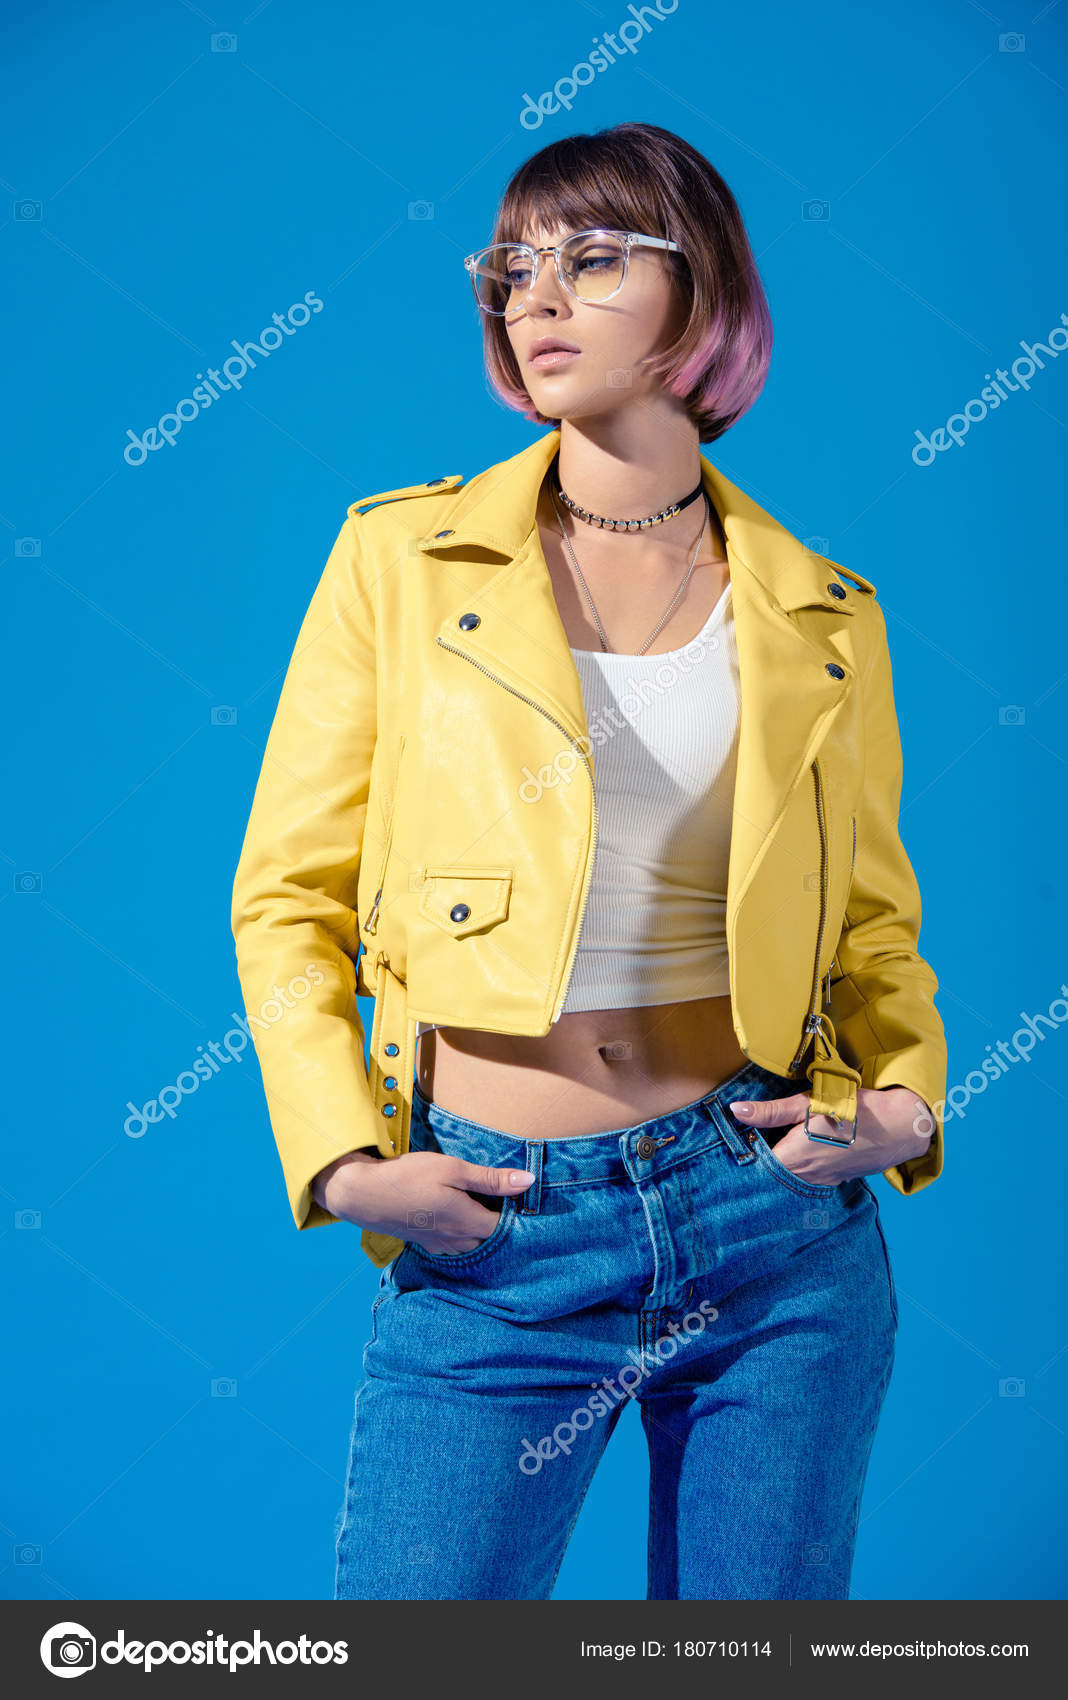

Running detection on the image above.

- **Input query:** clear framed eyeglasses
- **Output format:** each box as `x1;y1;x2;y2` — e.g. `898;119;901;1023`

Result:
463;228;682;317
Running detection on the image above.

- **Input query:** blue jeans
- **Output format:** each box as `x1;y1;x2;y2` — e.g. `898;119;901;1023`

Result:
333;1057;898;1601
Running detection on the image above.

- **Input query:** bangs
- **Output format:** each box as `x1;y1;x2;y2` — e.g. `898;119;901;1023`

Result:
494;142;674;248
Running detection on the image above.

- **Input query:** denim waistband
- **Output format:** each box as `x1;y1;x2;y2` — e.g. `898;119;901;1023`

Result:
410;1057;800;1186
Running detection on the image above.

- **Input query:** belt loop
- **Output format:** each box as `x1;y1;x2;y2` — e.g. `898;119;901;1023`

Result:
709;1099;759;1166
516;1138;543;1213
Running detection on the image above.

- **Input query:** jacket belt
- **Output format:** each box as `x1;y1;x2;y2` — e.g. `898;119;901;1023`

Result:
803;1012;863;1143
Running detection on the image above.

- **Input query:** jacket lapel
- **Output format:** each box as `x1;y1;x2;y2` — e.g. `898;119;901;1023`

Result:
416;430;862;932
706;467;861;909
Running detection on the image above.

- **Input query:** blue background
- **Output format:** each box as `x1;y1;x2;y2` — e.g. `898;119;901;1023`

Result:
3;0;1065;1602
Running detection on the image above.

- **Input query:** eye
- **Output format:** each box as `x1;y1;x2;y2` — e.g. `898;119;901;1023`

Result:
574;251;616;275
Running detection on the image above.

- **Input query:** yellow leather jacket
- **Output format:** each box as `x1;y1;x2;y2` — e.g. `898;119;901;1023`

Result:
231;428;948;1270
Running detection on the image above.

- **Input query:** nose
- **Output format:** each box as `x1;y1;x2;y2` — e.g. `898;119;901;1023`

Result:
522;251;570;318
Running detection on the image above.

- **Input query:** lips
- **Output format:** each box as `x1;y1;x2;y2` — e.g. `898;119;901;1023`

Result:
529;339;581;368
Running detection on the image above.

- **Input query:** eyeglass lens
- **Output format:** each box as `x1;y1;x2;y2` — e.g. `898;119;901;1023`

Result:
470;233;628;315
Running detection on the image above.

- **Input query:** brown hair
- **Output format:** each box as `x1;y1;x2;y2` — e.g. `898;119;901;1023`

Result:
475;121;773;443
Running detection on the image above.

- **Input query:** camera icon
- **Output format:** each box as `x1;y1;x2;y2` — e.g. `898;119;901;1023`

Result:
606;368;633;389
15;1209;41;1230
999;32;1025;52
803;1542;829;1565
14;871;42;893
998;1377;1025;1398
802;200;830;221
407;1208;435;1230
211;705;237;726
600;1041;632;1060
211;32;237;51
407;1542;436;1564
802;1207;831;1230
211;1377;238;1398
16;537;41;556
15;200;42;221
802;536;829;557
408;201;434;221
803;871;821;892
16;1542;42;1563
45;1625;96;1672
997;705;1025;726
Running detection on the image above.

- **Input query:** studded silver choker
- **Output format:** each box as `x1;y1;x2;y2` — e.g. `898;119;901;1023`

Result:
550;450;706;531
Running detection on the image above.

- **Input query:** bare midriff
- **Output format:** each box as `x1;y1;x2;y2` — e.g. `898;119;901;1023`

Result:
415;998;748;1141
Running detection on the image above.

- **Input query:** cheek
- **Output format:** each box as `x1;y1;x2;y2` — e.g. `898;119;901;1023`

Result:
579;308;664;371
610;287;681;364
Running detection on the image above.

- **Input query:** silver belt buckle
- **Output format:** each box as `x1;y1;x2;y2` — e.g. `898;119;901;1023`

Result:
804;1102;859;1147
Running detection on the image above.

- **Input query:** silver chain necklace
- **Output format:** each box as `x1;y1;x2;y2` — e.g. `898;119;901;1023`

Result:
549;482;712;655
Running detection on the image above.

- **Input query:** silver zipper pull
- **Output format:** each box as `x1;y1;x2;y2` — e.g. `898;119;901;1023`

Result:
364;887;383;934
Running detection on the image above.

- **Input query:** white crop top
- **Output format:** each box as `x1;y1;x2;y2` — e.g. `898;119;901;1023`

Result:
415;583;739;1037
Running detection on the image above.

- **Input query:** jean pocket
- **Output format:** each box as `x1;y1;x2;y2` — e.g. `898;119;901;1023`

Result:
406;1191;518;1264
752;1128;846;1201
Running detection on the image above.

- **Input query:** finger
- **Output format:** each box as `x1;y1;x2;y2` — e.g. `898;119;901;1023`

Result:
728;1093;809;1128
446;1157;536;1196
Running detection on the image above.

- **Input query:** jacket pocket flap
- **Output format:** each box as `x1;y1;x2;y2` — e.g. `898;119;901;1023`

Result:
418;866;513;938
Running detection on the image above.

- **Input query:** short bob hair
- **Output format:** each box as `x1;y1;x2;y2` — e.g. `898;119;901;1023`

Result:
475;121;772;444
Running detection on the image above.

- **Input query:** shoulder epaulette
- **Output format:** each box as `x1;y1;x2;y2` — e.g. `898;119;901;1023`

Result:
348;473;465;517
827;558;877;597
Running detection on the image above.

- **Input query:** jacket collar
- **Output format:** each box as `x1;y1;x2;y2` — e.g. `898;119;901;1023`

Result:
415;427;860;617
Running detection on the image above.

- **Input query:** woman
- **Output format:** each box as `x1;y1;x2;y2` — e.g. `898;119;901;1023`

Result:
231;122;947;1601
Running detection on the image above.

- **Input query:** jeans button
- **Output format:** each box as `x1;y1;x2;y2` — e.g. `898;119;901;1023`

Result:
635;1135;656;1159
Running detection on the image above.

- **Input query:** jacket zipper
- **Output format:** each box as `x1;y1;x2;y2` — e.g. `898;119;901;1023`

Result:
814;814;855;1016
436;637;597;1023
788;758;830;1073
363;733;406;936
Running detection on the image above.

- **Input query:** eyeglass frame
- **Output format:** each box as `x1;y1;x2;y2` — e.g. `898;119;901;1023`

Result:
463;227;683;316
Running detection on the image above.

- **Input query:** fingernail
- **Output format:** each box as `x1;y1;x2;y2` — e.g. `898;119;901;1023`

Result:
731;1102;752;1116
510;1170;536;1184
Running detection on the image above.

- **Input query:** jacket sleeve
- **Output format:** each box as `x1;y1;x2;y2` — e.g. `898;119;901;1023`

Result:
230;511;389;1230
829;596;948;1195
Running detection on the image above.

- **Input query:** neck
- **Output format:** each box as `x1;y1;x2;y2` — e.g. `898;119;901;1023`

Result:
549;414;724;562
555;407;701;512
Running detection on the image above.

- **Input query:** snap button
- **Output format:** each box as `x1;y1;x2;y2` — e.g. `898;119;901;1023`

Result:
450;902;471;923
825;662;845;679
635;1134;656;1159
458;612;480;631
382;1103;397;1118
384;1075;397;1090
827;582;846;599
434;529;454;539
384;1042;399;1057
